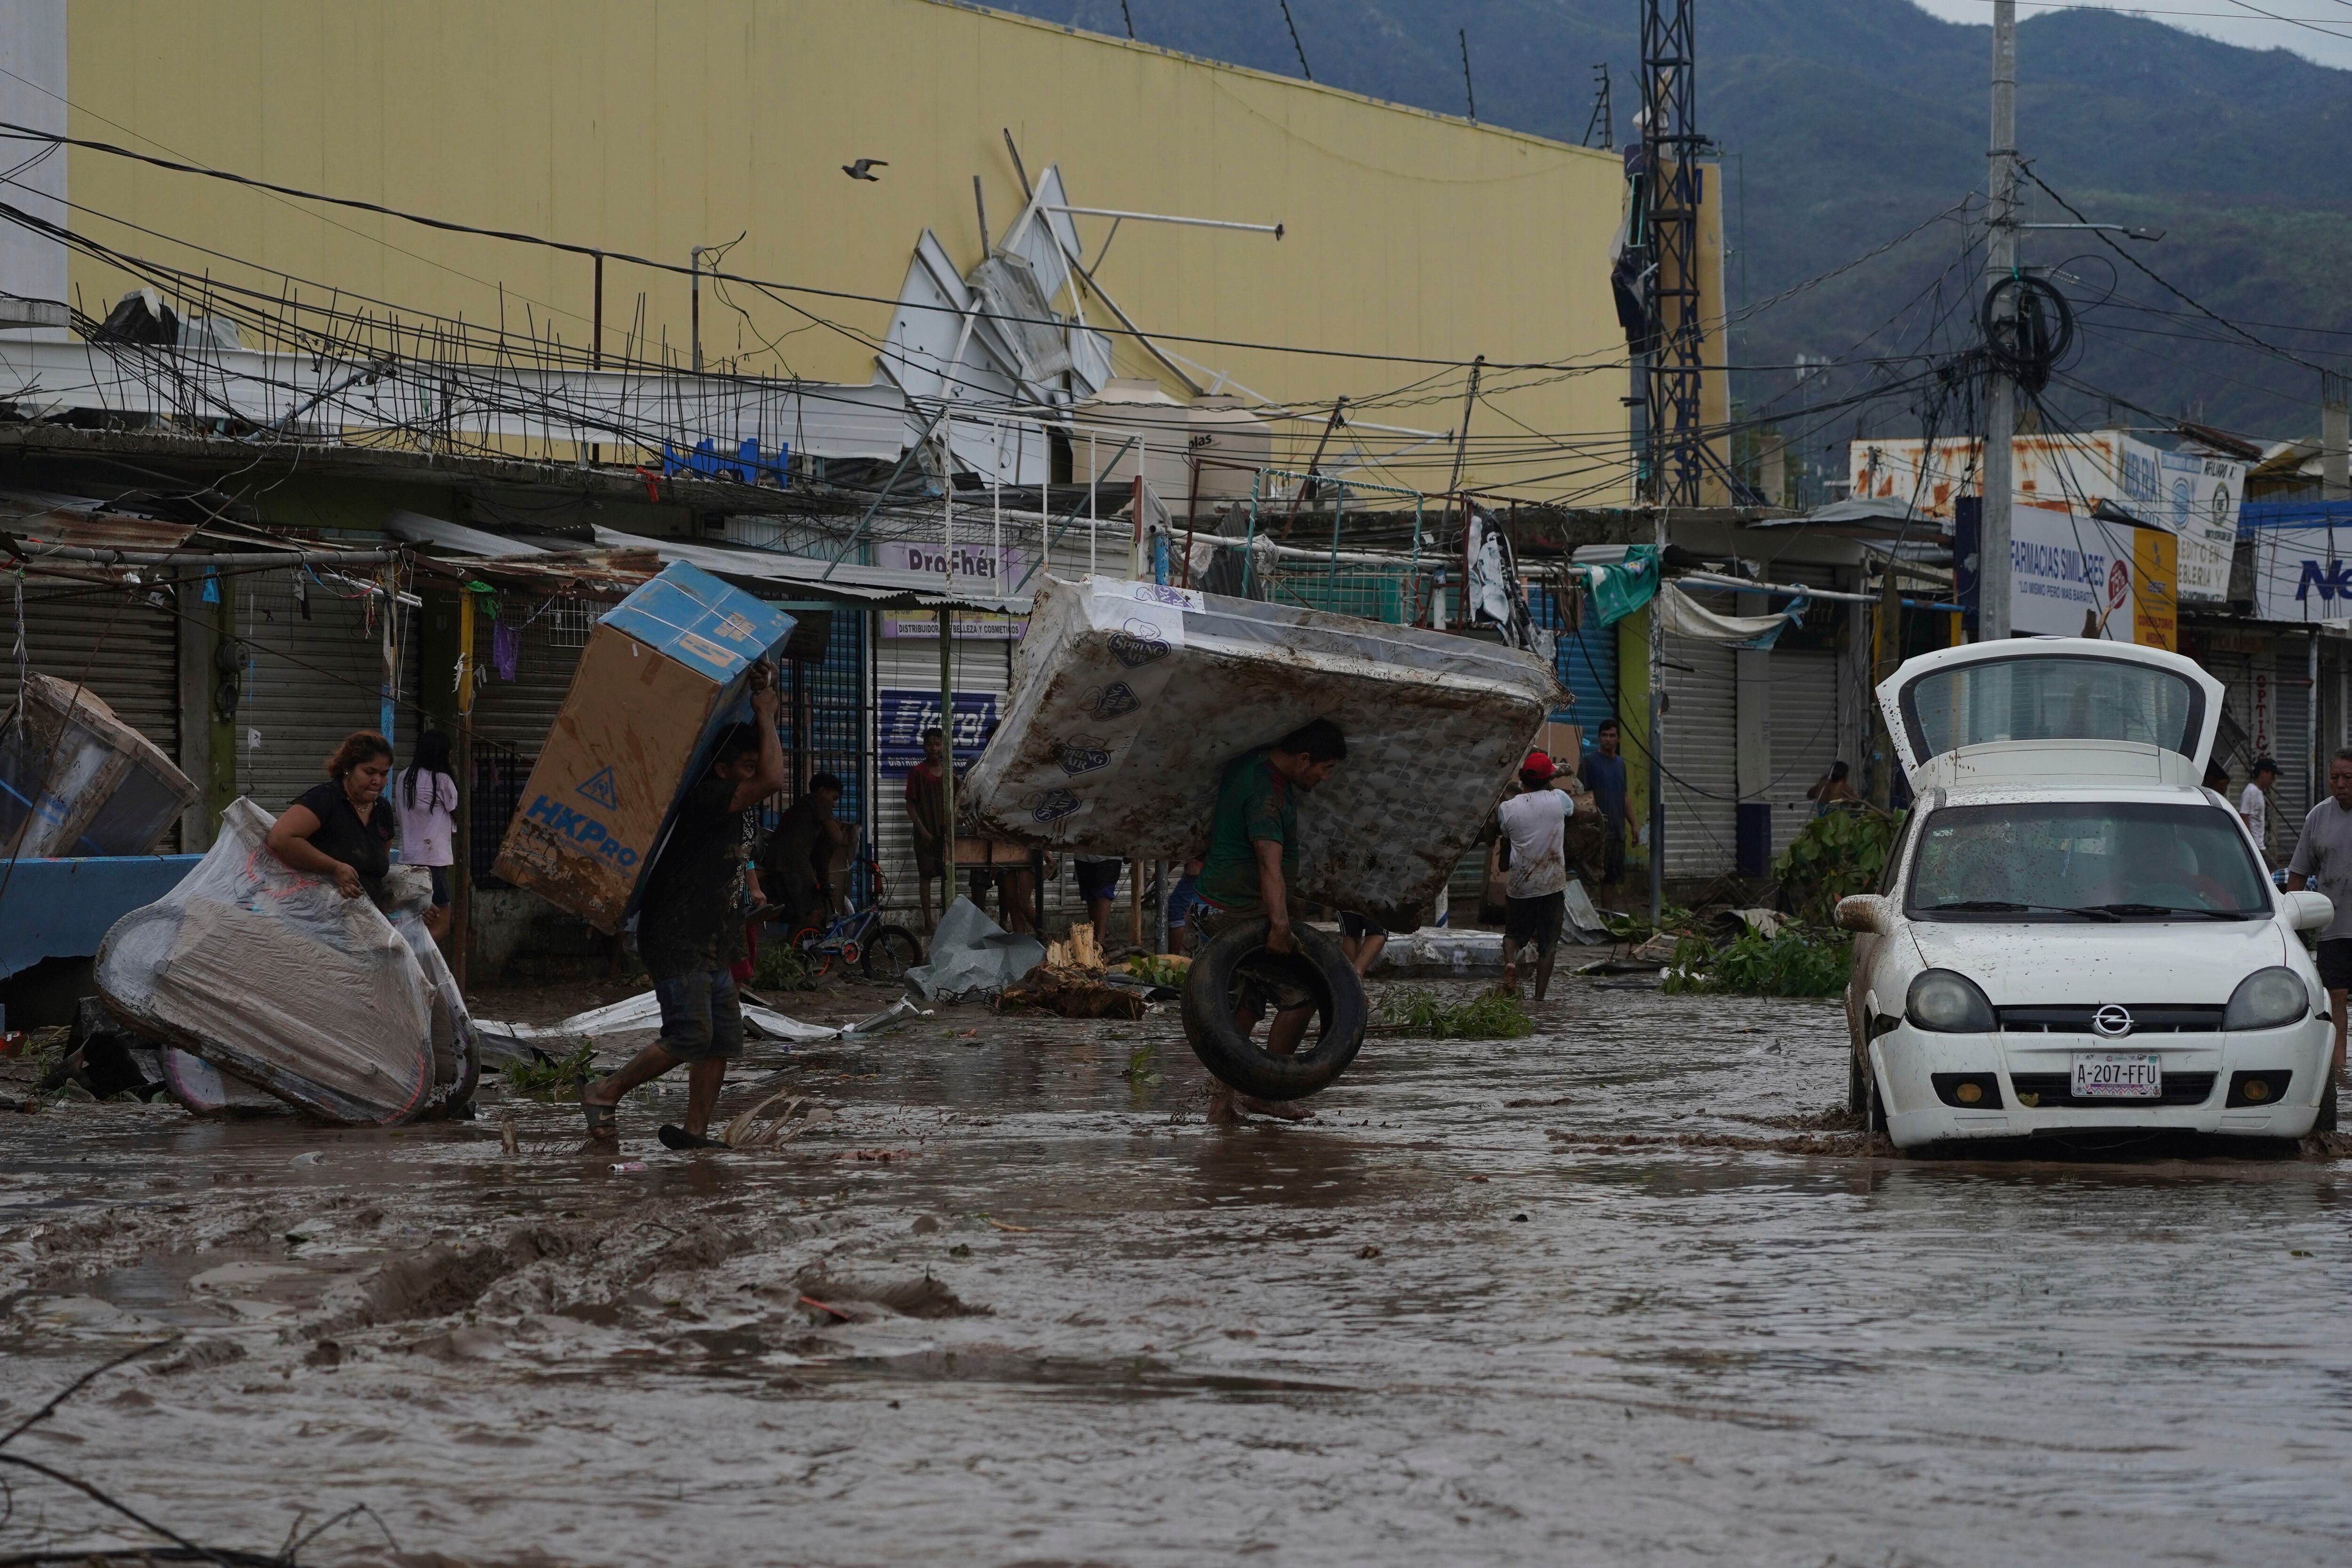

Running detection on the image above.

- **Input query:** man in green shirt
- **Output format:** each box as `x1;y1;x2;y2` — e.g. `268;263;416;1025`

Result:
1192;718;1348;1122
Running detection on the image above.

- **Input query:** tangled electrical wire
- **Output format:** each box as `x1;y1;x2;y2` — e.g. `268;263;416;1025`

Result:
1979;273;2075;396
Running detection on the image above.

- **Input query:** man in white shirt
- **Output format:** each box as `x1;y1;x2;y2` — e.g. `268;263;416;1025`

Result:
1495;752;1574;1003
2288;748;2352;1109
2241;756;2279;868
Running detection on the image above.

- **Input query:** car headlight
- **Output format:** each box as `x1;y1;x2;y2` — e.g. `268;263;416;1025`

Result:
2224;966;2313;1031
1906;969;1996;1033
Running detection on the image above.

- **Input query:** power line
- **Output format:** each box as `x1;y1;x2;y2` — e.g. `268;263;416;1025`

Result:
2020;164;2330;376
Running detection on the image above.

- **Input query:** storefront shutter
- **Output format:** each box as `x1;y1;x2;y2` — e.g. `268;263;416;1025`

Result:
1659;633;1738;879
1;579;183;846
233;573;409;816
1766;649;1841;860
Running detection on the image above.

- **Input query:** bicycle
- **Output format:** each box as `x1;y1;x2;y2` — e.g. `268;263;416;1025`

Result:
765;838;924;986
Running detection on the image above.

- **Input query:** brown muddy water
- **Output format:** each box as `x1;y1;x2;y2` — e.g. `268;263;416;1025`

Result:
3;977;2349;1567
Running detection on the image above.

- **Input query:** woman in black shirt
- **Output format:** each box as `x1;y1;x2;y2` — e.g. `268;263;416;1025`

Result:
267;731;397;902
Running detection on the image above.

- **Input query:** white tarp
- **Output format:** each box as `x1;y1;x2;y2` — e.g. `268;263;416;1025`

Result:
1656;583;1804;649
902;896;1046;1003
474;992;919;1060
960;578;1558;929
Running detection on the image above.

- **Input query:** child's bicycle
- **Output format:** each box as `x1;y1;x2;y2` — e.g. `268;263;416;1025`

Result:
768;841;924;986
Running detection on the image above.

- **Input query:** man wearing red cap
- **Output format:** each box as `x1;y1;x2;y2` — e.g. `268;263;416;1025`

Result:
1494;750;1574;1002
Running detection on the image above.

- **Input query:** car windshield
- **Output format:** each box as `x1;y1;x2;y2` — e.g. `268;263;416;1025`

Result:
1907;800;2270;919
1901;655;2200;764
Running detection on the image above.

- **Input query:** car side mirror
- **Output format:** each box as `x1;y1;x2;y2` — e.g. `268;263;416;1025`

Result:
1835;894;1895;935
2282;890;2333;933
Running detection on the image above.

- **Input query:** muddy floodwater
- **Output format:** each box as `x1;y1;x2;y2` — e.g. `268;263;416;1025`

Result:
4;978;2350;1566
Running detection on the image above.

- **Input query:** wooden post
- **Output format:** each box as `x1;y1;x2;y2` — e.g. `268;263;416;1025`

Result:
1128;855;1144;950
452;589;475;991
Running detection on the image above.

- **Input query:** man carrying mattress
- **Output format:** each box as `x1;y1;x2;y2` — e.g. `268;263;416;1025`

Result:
581;663;787;1149
1190;719;1348;1124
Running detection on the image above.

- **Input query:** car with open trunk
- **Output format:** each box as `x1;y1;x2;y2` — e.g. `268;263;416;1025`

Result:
1838;637;2335;1150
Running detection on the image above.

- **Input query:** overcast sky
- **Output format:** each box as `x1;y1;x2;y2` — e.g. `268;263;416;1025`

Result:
1908;0;2352;71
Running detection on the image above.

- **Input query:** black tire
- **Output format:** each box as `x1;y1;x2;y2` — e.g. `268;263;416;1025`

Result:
2319;1075;2338;1133
1847;1047;1869;1120
1180;917;1369;1101
1867;1060;1889;1134
863;925;924;986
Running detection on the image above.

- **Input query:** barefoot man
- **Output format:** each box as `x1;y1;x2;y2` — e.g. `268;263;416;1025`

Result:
1191;719;1347;1124
581;663;787;1150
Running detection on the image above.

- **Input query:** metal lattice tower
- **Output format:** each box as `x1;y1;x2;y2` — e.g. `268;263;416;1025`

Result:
1639;0;1707;507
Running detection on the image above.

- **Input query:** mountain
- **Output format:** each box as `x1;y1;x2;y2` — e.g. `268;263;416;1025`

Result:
997;0;2352;471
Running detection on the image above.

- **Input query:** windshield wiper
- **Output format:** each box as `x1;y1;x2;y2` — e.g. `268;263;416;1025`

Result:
1921;900;2122;922
2084;903;2251;920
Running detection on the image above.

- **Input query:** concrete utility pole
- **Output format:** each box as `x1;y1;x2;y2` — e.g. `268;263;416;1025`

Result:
2325;371;2350;503
1980;0;2019;641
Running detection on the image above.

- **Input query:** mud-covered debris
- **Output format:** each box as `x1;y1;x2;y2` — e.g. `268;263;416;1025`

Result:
154;1338;247;1376
794;1265;988;1319
997;966;1147;1020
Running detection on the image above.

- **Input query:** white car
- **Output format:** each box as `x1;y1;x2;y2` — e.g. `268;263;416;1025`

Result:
1839;638;2336;1150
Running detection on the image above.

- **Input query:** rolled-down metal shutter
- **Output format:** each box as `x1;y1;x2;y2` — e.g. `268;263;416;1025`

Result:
1659;632;1737;880
1766;649;1841;859
462;596;594;884
2;580;181;761
2274;646;2312;826
2;578;183;850
235;574;410;814
875;616;1018;919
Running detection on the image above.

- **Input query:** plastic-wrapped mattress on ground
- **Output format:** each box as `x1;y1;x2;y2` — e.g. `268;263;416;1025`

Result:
95;798;472;1125
960;578;1558;929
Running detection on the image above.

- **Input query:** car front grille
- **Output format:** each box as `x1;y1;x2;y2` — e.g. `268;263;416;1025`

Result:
1997;1005;2226;1035
2010;1071;2218;1109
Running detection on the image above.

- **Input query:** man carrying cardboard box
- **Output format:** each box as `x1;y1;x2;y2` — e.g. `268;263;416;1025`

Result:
580;663;787;1148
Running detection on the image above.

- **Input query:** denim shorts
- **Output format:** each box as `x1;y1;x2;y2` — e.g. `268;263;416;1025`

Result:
653;969;745;1062
427;865;452;908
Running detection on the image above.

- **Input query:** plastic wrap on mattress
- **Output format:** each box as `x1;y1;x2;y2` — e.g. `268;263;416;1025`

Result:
959;578;1558;928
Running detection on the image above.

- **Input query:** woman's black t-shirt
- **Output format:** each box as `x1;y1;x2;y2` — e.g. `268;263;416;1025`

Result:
293;780;395;894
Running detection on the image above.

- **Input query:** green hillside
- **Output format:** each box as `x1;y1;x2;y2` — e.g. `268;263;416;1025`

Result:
1002;0;2352;452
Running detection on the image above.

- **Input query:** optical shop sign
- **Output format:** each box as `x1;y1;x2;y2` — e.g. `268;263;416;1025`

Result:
2005;506;2178;648
876;539;1033;639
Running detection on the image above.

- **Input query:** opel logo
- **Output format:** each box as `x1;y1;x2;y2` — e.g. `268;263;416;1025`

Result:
2092;1004;2135;1039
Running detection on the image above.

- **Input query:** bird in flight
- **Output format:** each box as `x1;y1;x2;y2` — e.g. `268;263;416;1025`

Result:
842;158;888;182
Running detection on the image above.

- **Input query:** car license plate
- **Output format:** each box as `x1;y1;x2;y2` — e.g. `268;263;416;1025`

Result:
2072;1053;2162;1100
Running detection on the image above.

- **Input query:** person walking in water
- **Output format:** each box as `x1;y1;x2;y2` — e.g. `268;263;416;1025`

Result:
580;664;786;1149
1496;752;1573;1003
1190;719;1347;1124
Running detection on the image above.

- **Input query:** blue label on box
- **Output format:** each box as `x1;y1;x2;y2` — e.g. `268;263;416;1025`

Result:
598;561;796;682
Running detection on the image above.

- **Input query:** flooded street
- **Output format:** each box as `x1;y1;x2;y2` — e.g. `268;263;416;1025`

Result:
5;978;2350;1566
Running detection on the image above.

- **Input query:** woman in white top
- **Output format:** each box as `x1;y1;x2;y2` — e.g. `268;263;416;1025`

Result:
394;730;460;938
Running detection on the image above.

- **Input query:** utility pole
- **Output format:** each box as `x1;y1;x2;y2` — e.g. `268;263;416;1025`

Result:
2324;371;2349;502
1979;0;2019;641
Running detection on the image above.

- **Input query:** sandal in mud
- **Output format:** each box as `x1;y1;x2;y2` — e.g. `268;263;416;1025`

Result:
581;1099;618;1139
658;1124;728;1151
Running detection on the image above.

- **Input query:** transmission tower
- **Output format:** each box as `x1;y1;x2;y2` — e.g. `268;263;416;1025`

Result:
1639;0;1708;507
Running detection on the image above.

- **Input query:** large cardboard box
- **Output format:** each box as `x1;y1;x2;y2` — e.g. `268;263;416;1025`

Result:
959;578;1557;929
493;562;794;931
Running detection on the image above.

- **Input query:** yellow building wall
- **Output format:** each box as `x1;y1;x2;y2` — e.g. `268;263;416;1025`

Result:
64;0;1633;499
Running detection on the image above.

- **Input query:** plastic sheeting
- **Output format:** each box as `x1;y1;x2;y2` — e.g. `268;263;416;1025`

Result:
1655;582;1807;650
95;798;463;1126
903;896;1045;1003
959;578;1558;929
473;992;919;1061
